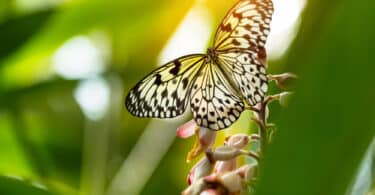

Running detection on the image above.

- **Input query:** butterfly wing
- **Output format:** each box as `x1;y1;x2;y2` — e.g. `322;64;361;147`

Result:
126;54;206;118
217;51;268;105
190;61;244;130
213;0;273;53
213;0;274;106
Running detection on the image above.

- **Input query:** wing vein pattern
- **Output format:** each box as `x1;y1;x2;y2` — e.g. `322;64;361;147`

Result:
126;54;206;118
214;0;273;106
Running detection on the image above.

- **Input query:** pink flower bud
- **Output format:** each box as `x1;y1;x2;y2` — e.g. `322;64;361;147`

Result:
219;171;243;193
182;177;206;195
235;164;258;182
200;189;221;195
176;119;197;138
225;134;250;149
214;159;237;174
177;120;217;162
214;134;252;174
186;127;216;162
208;146;242;161
210;146;259;163
184;171;246;195
187;156;215;185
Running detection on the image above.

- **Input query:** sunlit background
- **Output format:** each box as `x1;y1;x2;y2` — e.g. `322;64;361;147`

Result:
0;0;374;195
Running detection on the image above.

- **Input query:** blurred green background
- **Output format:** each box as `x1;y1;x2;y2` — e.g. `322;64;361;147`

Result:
0;0;374;195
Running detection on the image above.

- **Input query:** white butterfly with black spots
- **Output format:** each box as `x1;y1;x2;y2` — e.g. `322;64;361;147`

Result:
126;0;274;130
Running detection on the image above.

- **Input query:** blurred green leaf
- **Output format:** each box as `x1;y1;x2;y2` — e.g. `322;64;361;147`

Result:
0;0;194;91
0;112;35;177
0;79;83;189
0;9;53;61
0;176;54;195
255;0;375;195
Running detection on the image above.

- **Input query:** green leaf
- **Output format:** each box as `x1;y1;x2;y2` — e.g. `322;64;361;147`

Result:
255;0;375;195
0;9;54;61
0;176;54;195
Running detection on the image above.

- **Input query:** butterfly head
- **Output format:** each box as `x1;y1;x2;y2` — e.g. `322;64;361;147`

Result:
207;47;217;63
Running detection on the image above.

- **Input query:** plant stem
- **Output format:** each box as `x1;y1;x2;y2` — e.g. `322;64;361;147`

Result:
253;96;275;159
258;102;267;158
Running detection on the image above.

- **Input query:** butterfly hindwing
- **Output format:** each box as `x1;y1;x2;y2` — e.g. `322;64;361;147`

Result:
190;61;244;130
217;51;268;106
126;54;206;118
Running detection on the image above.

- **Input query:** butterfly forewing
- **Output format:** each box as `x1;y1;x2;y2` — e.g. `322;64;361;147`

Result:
190;61;244;130
213;0;274;52
126;54;206;118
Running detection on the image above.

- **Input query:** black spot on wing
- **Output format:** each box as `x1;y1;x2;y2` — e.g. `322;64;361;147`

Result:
154;74;162;85
233;11;243;19
232;39;241;46
221;23;232;32
169;60;181;75
161;89;168;98
182;78;189;89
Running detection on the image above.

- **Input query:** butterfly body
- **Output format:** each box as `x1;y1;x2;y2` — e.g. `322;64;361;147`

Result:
206;47;217;62
126;0;274;130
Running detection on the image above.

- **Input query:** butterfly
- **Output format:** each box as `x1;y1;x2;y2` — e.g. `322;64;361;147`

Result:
126;0;274;130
